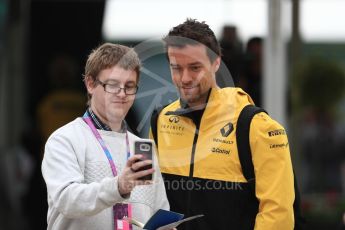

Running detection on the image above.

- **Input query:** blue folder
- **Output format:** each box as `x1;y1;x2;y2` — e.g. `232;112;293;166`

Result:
143;209;184;230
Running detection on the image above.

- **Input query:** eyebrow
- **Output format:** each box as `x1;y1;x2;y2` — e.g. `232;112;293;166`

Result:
103;79;119;84
125;81;136;85
189;62;202;66
170;62;202;67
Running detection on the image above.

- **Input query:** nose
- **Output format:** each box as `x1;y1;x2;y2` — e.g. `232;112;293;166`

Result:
117;88;127;98
181;69;192;85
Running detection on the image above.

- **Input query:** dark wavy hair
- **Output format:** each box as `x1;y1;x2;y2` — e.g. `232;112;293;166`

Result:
163;18;221;62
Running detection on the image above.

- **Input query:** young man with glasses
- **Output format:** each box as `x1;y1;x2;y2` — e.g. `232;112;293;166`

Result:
42;43;169;230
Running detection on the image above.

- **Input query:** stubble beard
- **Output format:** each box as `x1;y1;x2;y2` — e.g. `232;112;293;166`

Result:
179;85;208;107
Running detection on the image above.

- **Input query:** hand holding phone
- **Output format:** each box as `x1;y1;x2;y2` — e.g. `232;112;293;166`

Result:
118;153;154;195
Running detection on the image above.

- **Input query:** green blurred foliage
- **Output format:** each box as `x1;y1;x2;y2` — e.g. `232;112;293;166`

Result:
295;58;345;111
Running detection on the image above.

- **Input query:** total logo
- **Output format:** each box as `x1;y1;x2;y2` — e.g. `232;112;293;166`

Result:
211;147;231;155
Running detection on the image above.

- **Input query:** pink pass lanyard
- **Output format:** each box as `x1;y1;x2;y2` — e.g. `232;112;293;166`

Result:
82;113;132;230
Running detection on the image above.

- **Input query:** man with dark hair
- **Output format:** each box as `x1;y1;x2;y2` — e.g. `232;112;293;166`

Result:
150;19;295;230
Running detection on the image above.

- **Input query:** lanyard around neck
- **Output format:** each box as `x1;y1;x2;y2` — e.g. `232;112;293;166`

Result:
82;113;131;176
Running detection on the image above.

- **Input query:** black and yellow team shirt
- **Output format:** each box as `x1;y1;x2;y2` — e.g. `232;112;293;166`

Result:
150;87;294;230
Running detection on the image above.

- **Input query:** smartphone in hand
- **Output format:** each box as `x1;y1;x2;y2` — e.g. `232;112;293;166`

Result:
134;139;153;180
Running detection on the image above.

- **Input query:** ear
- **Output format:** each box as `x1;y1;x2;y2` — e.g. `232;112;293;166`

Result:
212;57;221;72
85;75;96;95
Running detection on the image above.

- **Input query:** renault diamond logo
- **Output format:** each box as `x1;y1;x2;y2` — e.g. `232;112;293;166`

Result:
220;122;234;137
169;115;180;123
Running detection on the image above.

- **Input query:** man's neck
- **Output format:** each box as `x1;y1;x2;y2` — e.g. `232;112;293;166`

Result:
89;107;123;132
108;122;122;132
188;102;206;111
187;86;217;110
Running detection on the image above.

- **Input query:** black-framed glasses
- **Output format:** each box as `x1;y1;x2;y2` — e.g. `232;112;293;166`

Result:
95;80;138;95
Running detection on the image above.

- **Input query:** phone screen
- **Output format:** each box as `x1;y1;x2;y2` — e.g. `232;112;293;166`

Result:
134;140;153;180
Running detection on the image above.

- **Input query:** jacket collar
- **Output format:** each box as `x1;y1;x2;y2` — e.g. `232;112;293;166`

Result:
86;107;127;133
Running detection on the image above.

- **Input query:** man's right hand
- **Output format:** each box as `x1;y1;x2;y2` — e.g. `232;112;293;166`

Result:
118;154;154;196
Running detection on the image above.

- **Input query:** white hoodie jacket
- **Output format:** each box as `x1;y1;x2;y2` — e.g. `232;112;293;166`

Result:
42;118;169;230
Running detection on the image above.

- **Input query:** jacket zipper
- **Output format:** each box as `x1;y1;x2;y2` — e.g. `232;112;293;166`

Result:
185;123;200;225
189;127;199;177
